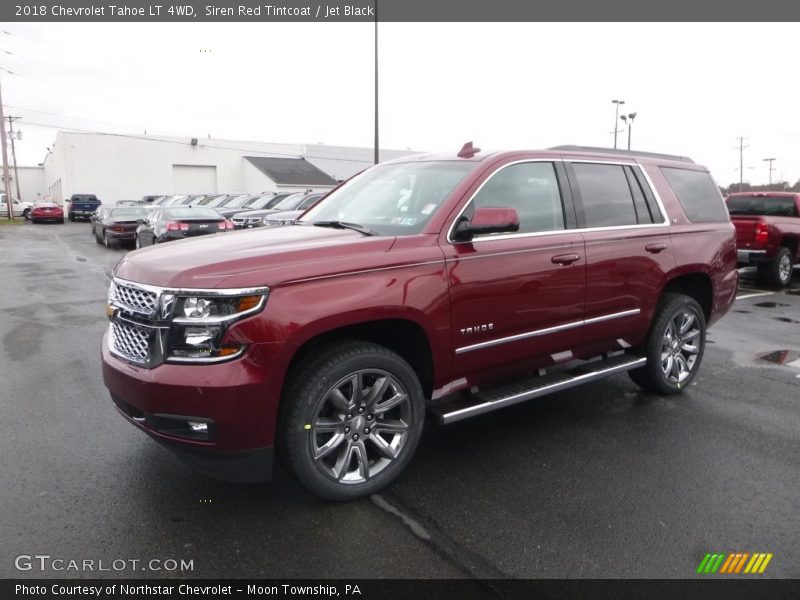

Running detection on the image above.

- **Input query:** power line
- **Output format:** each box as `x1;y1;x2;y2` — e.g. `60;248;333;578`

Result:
0;48;128;83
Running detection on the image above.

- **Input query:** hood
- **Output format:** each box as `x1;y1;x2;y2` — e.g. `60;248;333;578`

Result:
114;224;395;289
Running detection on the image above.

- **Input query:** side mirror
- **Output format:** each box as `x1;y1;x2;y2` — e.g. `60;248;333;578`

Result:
453;207;520;241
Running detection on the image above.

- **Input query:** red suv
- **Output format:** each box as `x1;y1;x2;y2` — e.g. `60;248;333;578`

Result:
102;144;737;500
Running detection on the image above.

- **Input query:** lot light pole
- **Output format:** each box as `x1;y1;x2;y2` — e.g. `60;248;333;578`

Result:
611;99;625;149
620;112;637;150
6;116;21;201
373;3;379;165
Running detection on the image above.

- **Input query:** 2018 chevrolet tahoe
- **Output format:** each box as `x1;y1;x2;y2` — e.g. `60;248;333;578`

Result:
102;144;738;501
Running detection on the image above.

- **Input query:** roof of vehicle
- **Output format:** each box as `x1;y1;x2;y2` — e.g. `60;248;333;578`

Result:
726;191;799;198
381;143;698;168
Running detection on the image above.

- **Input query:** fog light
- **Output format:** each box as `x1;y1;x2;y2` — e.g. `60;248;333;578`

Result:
188;422;208;433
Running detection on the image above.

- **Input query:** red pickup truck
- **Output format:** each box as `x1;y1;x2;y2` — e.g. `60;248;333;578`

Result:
726;192;799;286
102;145;737;500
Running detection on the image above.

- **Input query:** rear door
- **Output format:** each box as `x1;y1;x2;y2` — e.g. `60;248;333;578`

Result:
565;160;675;352
442;159;586;379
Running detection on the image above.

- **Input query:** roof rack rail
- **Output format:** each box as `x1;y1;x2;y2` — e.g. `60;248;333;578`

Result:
549;145;694;164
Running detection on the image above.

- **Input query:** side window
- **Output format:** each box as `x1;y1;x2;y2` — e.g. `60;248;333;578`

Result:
624;166;654;224
571;163;638;227
660;167;729;223
471;162;565;235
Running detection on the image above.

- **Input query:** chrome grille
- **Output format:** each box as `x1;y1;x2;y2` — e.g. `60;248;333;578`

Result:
110;320;152;365
113;282;157;316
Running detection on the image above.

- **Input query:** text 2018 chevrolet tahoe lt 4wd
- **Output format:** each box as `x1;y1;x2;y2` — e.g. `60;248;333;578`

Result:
102;144;737;500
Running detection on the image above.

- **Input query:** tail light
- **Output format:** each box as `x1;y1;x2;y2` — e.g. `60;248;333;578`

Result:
218;220;234;230
111;225;126;232
754;222;769;245
166;222;189;232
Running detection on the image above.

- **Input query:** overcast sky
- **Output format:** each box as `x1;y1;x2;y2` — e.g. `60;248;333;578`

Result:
1;22;798;187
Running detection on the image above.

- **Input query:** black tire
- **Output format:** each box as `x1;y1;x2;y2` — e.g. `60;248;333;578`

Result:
95;228;103;244
628;293;706;395
59;218;64;224
31;218;38;224
103;231;114;248
69;213;75;222
279;340;425;501
22;208;30;220
758;247;793;287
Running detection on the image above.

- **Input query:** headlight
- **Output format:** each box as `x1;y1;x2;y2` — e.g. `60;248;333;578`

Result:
167;291;268;361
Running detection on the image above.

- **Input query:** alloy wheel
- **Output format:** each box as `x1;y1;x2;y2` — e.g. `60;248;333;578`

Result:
778;253;792;284
660;310;701;384
309;369;412;485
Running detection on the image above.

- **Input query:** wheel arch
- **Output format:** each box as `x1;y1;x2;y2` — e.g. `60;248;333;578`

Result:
659;271;713;323
285;316;438;400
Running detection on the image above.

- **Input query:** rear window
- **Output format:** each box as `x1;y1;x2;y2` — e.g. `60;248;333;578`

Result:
72;195;98;202
726;195;798;217
110;208;146;219
162;207;221;219
660;167;728;223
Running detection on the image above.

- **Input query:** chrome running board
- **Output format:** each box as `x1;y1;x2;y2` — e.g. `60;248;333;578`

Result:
432;355;646;424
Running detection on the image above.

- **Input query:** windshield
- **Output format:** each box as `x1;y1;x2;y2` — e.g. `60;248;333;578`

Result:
223;194;255;208
205;195;233;208
300;161;473;235
274;193;309;211
727;195;797;217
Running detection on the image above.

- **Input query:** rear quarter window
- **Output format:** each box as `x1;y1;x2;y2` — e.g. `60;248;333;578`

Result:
660;167;728;223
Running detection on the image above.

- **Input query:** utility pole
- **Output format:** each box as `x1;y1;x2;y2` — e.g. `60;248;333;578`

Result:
7;116;21;201
0;77;14;220
763;157;776;186
736;137;749;192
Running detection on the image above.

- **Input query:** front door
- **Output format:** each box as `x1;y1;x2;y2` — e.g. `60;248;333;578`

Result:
442;160;586;382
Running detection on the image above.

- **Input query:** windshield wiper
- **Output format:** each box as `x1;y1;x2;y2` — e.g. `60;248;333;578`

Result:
312;220;375;236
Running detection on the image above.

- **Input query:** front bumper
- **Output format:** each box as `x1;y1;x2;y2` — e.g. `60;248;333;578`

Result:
737;249;768;267
102;330;285;482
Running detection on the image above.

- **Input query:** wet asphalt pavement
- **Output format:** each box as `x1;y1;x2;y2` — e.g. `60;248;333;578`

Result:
1;220;799;580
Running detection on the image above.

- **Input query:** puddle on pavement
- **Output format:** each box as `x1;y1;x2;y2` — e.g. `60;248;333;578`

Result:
774;317;800;324
758;350;800;365
754;302;790;308
734;309;751;314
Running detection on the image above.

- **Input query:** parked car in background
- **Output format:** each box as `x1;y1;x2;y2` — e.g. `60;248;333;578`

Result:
142;195;161;203
103;145;738;501
726;191;800;286
231;192;317;229
135;206;233;247
31;202;64;224
67;194;101;221
116;200;144;207
0;193;33;220
90;206;110;235
95;206;152;248
261;193;326;227
218;193;290;220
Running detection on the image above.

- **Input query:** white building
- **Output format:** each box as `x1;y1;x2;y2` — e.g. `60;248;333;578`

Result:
31;132;418;205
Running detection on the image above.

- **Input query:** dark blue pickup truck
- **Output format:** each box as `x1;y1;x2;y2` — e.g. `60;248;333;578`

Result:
67;194;102;221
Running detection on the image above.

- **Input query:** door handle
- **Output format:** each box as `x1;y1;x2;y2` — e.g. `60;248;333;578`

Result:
551;253;580;265
645;243;668;254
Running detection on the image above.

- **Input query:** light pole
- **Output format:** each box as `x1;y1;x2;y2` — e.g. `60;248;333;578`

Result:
763;157;776;186
611;99;625;149
619;112;637;150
